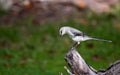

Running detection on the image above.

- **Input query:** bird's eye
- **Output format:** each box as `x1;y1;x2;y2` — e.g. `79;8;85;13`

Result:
60;31;62;34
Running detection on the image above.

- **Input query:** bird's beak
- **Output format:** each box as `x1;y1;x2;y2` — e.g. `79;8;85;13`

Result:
60;35;62;37
60;34;63;37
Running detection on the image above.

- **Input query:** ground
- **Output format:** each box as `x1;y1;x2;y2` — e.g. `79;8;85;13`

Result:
0;6;120;75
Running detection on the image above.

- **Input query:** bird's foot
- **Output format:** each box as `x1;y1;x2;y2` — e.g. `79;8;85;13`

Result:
72;42;80;49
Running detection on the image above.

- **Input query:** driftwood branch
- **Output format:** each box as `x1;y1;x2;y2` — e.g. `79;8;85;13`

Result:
64;66;74;75
65;47;97;75
97;60;120;75
64;47;120;75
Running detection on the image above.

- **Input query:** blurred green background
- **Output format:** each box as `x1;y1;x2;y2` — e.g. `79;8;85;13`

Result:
0;3;120;75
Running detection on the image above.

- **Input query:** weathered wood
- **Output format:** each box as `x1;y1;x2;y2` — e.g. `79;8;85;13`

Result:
64;66;74;75
97;60;120;75
65;47;97;75
64;47;120;75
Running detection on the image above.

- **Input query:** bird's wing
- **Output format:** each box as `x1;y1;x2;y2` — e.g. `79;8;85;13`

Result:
69;27;83;33
69;27;85;37
72;32;83;36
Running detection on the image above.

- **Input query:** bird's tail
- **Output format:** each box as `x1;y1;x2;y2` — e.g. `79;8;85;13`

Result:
91;37;112;42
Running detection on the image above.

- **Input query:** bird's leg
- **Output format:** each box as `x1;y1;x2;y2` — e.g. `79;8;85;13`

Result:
77;42;80;45
72;42;80;48
76;42;80;47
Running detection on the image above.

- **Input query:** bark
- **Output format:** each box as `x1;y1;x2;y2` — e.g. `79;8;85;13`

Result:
64;47;120;75
65;47;97;75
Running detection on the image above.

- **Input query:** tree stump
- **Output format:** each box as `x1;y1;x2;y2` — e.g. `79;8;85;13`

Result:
64;47;120;75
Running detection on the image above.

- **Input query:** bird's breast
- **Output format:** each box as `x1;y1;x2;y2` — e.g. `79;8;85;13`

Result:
72;36;83;42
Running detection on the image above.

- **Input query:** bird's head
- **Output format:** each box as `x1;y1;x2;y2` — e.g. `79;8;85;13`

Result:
59;27;67;37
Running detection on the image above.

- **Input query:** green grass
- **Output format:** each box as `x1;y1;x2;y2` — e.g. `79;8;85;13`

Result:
0;12;120;75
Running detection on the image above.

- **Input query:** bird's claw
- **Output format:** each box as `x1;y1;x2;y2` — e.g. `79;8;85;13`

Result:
72;42;80;48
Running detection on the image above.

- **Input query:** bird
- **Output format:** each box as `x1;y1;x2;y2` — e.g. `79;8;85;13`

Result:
59;26;112;47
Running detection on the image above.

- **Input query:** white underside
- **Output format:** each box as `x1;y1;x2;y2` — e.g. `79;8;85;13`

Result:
72;36;84;42
72;36;91;42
